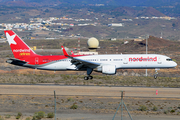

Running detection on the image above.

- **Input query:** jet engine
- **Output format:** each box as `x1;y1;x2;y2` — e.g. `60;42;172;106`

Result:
102;65;116;75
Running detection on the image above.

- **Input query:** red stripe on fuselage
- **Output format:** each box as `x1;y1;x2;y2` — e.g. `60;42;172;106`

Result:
21;54;88;65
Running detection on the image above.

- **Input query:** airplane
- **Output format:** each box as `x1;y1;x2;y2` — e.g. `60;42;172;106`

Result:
4;30;177;80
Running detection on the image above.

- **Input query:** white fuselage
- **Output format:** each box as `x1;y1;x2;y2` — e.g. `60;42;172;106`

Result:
35;54;177;71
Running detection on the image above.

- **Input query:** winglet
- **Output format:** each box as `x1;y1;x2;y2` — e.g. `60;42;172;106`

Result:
61;46;69;57
71;51;74;55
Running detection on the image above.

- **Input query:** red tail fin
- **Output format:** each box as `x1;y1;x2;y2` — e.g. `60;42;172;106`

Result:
4;30;38;59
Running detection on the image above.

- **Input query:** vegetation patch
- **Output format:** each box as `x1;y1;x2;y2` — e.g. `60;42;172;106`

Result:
33;111;45;120
16;112;22;119
47;112;55;118
70;103;78;109
0;73;180;88
139;105;147;111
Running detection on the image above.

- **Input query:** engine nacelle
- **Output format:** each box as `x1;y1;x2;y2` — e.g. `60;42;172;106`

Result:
102;65;116;75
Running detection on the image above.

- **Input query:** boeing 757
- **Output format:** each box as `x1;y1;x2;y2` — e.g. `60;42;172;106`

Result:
4;30;177;80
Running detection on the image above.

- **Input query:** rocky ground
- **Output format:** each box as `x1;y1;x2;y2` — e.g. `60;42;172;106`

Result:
0;85;180;120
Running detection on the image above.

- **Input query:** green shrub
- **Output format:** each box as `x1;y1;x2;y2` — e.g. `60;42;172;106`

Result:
177;112;180;115
67;97;74;102
32;116;36;120
16;112;22;119
16;116;20;119
70;103;78;109
152;106;158;111
5;114;11;118
17;112;22;117
170;109;175;113
33;111;45;119
47;112;54;118
25;117;31;120
139;105;147;111
0;115;4;120
164;110;168;114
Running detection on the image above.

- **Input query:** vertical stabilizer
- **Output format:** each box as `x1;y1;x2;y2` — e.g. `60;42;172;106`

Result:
4;30;38;59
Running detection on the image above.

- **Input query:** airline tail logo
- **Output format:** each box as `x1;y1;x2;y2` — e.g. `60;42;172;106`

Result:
4;30;37;58
6;32;17;45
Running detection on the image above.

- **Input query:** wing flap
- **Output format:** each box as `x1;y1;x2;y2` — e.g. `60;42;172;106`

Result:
71;57;100;68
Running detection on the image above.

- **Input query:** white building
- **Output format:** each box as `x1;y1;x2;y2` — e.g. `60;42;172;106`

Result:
108;23;124;27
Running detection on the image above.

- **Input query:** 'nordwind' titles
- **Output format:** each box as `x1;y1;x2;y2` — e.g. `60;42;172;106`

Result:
129;57;157;62
13;49;30;53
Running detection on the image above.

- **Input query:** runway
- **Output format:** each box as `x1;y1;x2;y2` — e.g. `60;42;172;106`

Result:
0;84;180;98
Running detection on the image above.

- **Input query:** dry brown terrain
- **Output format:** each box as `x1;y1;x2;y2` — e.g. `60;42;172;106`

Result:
0;34;180;120
0;85;180;120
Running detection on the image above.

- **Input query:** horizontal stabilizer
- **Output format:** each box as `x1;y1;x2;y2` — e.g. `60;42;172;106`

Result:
6;59;27;66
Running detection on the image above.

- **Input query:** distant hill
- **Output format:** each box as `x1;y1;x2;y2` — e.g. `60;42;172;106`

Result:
136;7;166;17
0;0;180;7
117;36;178;54
0;0;179;17
112;7;137;16
109;7;166;17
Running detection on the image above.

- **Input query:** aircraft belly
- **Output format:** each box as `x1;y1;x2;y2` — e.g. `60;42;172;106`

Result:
37;62;70;70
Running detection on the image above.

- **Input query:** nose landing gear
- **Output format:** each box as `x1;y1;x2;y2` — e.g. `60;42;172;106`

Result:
154;74;158;79
154;68;160;79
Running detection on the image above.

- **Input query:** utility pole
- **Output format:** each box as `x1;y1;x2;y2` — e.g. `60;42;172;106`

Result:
54;90;56;120
116;46;118;54
78;38;80;53
112;91;133;120
160;32;163;39
146;35;149;76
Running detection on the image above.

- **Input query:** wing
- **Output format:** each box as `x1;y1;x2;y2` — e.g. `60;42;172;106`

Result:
71;57;100;69
61;46;100;69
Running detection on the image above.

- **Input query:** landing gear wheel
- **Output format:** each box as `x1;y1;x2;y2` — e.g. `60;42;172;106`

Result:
84;76;89;80
84;76;93;80
154;68;159;79
88;76;93;80
154;74;158;79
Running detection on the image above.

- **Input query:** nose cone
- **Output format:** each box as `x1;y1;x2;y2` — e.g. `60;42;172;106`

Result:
173;61;177;67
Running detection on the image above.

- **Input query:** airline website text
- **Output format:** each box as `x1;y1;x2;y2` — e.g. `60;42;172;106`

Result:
19;53;30;56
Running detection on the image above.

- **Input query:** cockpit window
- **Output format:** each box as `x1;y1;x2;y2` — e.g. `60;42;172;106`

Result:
166;59;172;61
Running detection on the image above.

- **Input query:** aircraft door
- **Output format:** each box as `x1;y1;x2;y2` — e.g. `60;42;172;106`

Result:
35;57;39;65
123;57;128;64
158;57;162;64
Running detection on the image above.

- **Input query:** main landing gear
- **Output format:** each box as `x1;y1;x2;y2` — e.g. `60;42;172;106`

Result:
84;68;93;80
84;75;93;80
154;68;160;79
